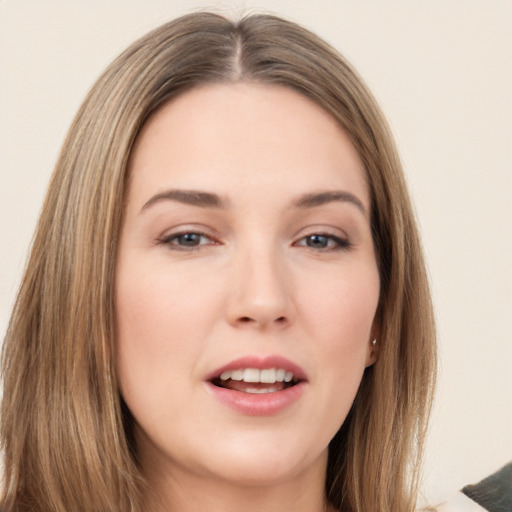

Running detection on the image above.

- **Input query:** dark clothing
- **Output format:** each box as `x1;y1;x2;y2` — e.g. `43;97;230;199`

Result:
462;463;512;512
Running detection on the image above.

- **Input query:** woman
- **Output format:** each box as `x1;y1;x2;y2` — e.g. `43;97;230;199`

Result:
0;12;436;512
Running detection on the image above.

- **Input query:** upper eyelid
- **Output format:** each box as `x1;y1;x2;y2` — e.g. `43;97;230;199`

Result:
158;223;219;239
293;224;350;241
158;225;350;238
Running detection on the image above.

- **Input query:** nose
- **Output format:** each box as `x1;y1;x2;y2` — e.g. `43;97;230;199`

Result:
225;245;295;330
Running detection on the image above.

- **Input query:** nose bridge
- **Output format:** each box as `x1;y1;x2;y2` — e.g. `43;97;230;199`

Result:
227;235;293;328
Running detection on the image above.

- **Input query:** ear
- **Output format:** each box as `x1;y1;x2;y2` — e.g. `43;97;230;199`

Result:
365;318;380;368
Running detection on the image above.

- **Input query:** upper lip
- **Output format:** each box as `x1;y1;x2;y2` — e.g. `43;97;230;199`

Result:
205;355;308;382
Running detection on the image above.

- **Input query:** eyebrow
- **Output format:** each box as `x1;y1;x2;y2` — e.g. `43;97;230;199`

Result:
292;191;367;215
140;188;367;215
141;189;229;212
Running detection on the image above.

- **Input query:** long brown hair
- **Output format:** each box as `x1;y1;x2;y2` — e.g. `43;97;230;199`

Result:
1;12;436;512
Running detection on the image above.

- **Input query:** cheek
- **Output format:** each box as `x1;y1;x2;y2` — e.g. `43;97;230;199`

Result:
116;256;220;348
297;262;379;394
114;259;219;407
300;263;379;343
116;278;182;372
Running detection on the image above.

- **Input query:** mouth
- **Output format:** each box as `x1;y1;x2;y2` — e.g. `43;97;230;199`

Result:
210;367;301;394
205;356;308;414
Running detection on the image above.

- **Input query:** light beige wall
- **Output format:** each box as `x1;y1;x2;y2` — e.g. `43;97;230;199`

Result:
1;0;511;505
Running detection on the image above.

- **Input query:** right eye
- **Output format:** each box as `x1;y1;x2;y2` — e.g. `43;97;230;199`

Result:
158;232;217;250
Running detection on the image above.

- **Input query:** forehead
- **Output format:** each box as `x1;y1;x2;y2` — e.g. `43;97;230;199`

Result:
128;83;369;209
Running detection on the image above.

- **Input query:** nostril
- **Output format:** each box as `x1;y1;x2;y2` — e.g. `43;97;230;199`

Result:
234;315;289;327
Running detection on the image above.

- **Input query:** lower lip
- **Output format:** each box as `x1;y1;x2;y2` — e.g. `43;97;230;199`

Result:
204;381;306;416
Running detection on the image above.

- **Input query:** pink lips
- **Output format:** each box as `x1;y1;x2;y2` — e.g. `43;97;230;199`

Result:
204;355;308;416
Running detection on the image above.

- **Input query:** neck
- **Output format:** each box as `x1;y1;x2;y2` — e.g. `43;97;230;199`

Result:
141;451;332;512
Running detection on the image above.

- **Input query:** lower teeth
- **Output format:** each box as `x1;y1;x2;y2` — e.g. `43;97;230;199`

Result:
244;387;278;394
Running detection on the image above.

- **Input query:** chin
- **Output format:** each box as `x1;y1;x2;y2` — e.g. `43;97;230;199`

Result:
191;432;329;487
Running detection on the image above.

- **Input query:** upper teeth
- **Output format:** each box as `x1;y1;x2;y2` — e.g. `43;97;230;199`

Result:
219;368;294;384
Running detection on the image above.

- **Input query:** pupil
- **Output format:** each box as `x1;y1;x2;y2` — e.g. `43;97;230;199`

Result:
179;233;200;246
307;235;328;248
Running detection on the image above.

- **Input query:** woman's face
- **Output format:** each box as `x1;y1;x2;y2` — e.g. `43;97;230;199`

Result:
116;83;380;487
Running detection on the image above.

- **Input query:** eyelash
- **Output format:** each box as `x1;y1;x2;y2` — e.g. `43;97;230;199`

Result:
158;231;352;252
294;233;352;251
157;231;218;251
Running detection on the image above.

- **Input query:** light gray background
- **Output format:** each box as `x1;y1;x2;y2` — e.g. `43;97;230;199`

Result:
1;1;511;506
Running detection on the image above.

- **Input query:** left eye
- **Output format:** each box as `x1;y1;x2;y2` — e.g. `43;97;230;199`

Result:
295;234;350;250
160;232;214;249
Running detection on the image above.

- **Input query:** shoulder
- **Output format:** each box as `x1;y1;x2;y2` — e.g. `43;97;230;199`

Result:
461;462;512;512
433;463;512;512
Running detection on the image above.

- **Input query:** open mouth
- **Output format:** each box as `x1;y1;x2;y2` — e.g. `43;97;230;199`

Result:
210;368;301;394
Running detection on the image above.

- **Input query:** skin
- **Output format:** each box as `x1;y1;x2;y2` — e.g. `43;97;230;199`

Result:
116;83;380;512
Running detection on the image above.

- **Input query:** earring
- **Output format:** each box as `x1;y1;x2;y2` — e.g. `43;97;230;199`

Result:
371;339;377;346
